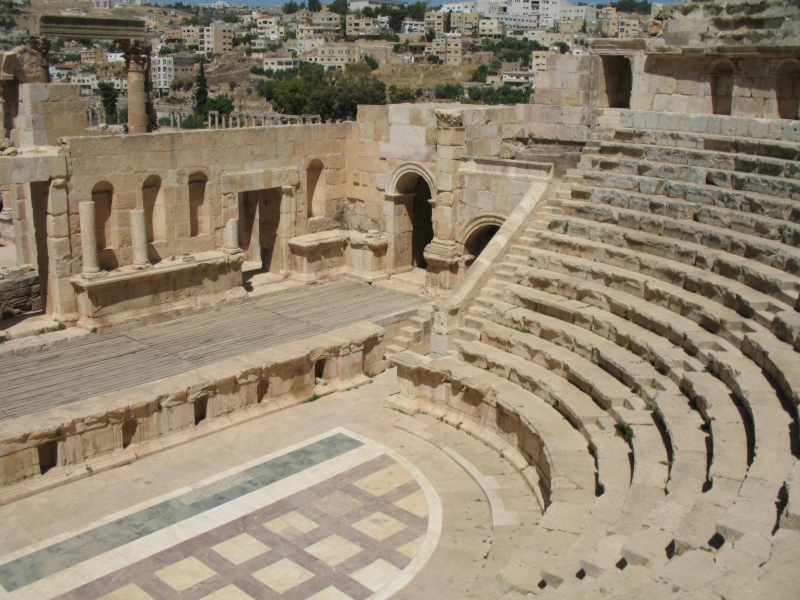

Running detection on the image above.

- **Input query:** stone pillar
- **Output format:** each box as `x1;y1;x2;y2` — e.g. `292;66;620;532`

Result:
46;178;78;321
0;95;6;139
121;40;152;135
130;208;150;267
176;113;181;128
426;107;468;292
79;201;101;277
207;112;212;129
279;185;296;274
383;192;414;274
223;217;241;254
169;112;174;127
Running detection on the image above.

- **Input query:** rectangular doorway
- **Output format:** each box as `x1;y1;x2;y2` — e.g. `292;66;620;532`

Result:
238;188;282;273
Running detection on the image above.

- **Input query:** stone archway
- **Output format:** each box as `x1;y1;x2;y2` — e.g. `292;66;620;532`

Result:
384;163;437;273
456;214;505;266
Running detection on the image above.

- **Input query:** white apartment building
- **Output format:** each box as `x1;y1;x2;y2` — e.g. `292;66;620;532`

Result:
263;57;301;71
152;55;195;92
441;1;475;12
198;22;233;54
256;16;283;39
400;19;425;33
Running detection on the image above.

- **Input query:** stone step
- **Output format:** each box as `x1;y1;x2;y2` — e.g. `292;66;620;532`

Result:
568;183;800;247
384;344;406;355
579;154;800;204
576;165;800;225
464;310;639;411
392;335;415;349
517;228;797;338
612;125;800;160
400;325;423;342
593;139;800;181
494;263;795;545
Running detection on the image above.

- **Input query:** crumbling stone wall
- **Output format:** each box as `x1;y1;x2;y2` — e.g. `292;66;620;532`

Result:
0;266;40;317
15;84;88;147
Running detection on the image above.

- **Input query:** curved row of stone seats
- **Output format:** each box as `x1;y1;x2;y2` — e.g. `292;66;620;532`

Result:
484;276;750;556
478;265;797;598
592;139;800;182
509;239;800;418
564;172;800;272
526;214;800;328
569;183;800;251
497;260;795;548
389;350;598;595
452;336;637;590
578;154;800;204
466;282;726;576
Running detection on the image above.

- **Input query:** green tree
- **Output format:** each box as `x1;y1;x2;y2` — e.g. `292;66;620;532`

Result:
283;0;299;13
229;80;237;91
364;54;379;70
97;81;119;123
308;0;321;12
424;28;436;42
194;62;208;111
329;0;347;14
202;94;234;117
388;85;416;103
471;64;489;83
332;62;386;120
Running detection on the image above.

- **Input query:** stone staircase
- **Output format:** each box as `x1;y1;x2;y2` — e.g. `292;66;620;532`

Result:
391;109;800;598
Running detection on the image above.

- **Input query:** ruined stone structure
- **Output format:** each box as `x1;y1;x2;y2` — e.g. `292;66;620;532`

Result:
0;2;798;599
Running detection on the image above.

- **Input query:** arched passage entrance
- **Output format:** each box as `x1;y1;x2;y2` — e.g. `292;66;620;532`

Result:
457;214;504;267
386;163;436;272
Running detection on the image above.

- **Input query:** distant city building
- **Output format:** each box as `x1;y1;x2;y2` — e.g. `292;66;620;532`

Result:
152;54;195;91
441;1;475;13
304;43;361;70
92;0;111;9
263;57;301;71
198;22;233;53
81;48;107;64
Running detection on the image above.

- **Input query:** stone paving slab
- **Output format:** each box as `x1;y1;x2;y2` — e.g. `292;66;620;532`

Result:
0;282;425;419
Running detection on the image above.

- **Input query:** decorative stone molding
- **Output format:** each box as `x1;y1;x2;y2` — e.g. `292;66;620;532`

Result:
455;214;507;246
435;108;463;128
386;162;437;197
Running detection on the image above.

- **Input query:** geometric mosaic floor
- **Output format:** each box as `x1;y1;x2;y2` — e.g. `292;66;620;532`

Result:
0;429;440;600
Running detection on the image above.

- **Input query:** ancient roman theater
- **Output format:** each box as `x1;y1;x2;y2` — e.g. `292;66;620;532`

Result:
0;2;799;599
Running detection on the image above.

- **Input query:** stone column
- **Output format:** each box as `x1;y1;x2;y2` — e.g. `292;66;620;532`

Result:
0;95;6;139
176;113;181;128
79;201;101;277
121;40;152;135
223;217;241;254
130;208;149;267
169;112;174;127
279;185;296;274
207;112;212;129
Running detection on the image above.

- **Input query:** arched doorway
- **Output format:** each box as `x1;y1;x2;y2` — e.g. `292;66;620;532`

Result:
776;59;800;120
387;163;436;273
602;55;632;109
709;60;735;116
457;215;505;267
465;225;499;265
